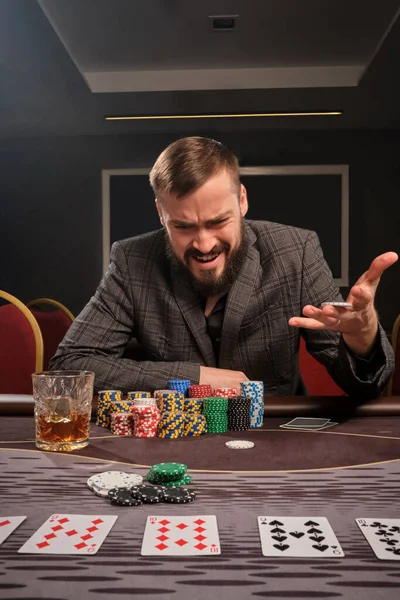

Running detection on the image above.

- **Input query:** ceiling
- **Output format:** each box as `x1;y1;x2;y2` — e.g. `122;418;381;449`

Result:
0;0;399;138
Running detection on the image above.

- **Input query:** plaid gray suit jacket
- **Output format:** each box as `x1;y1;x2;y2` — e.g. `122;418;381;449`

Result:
51;220;394;397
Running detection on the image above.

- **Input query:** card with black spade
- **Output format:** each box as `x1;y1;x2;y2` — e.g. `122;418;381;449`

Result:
258;516;344;557
141;515;221;556
356;518;400;560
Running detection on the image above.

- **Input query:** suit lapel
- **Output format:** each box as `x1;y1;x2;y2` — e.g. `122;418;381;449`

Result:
170;270;216;367
219;225;259;369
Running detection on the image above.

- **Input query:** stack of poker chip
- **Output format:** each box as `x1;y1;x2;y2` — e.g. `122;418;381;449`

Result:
240;381;264;428
203;396;229;433
167;379;191;397
214;387;238;398
110;412;134;436
96;390;121;428
127;391;151;400
184;398;204;413
131;405;160;438
128;391;158;408
154;391;185;438
183;384;210;436
111;399;134;413
133;397;158;407
156;393;184;413
183;412;207;436
227;396;251;431
87;470;143;498
146;462;192;487
157;411;185;438
109;485;195;505
188;384;213;399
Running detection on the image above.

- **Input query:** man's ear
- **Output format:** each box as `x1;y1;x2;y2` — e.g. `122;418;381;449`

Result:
239;185;248;217
155;199;165;226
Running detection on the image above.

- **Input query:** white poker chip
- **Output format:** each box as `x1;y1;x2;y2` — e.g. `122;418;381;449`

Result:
225;440;255;450
89;482;113;498
87;471;143;494
320;302;353;308
133;398;158;406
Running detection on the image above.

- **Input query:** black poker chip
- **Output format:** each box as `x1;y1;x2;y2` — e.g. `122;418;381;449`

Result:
131;484;164;503
108;487;143;506
162;487;196;503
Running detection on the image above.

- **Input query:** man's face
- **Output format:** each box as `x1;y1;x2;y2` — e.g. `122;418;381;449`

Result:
157;170;248;296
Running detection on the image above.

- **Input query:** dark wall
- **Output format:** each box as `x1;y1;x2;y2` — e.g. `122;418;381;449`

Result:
0;130;399;329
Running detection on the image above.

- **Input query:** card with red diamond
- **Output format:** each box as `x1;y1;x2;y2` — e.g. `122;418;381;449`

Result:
0;516;26;546
141;515;221;555
18;514;118;555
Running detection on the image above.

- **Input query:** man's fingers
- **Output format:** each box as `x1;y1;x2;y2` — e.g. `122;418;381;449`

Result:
289;316;335;330
359;252;398;286
347;286;373;311
302;305;342;326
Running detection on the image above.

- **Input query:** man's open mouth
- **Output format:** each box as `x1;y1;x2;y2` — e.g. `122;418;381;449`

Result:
193;252;222;264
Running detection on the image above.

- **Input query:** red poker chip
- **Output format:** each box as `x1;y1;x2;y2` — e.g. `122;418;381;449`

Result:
135;427;159;431
214;387;237;397
135;427;157;432
188;386;213;398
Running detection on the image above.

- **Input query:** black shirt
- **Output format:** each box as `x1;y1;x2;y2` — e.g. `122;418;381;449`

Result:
204;295;227;367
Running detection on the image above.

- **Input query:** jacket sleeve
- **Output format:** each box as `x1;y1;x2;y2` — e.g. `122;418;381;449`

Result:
49;241;200;392
299;231;394;399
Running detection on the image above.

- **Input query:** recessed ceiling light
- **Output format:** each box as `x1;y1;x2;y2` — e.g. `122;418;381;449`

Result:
209;15;238;30
105;111;342;121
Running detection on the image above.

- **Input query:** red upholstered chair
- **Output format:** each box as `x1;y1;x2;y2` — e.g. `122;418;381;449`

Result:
387;314;400;396
299;336;346;395
26;298;74;370
0;290;43;394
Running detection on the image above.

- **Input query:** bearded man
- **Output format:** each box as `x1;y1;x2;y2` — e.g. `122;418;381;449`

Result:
51;137;396;397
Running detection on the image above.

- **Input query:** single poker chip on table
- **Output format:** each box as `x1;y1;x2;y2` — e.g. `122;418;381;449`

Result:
108;487;143;506
87;471;143;496
162;487;196;503
225;440;255;449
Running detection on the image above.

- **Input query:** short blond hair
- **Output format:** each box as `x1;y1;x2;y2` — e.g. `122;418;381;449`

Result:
149;136;240;200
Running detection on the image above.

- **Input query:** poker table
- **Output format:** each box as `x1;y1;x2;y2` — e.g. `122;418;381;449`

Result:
2;395;400;600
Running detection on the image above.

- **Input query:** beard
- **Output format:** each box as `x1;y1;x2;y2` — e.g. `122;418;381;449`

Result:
165;219;248;297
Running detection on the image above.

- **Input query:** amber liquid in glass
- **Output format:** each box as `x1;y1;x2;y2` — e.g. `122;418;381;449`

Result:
36;410;90;452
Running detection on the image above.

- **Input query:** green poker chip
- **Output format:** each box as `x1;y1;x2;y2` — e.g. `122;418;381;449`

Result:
162;474;192;487
148;462;187;482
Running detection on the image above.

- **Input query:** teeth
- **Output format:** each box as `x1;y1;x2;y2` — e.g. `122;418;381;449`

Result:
196;254;219;262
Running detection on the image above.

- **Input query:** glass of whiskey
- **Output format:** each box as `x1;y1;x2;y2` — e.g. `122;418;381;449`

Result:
32;371;95;452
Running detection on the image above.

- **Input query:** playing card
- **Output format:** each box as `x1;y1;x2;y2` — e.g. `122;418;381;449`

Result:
18;514;118;555
280;421;338;431
258;516;344;557
141;515;221;556
0;517;26;545
356;518;400;560
279;417;337;431
280;418;330;428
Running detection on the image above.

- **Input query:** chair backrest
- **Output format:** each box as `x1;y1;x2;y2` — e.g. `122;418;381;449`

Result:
387;314;400;396
299;336;346;396
27;298;74;370
0;290;43;394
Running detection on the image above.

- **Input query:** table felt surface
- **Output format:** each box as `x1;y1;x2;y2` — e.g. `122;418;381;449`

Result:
1;414;400;599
